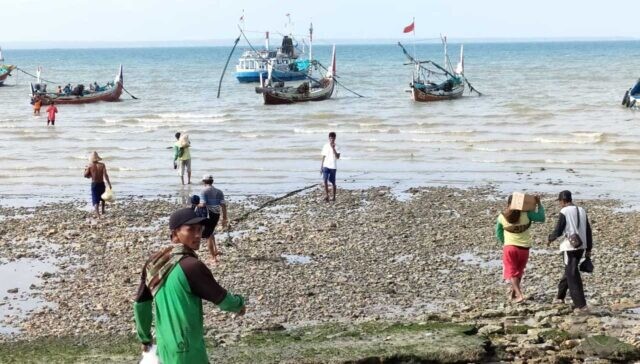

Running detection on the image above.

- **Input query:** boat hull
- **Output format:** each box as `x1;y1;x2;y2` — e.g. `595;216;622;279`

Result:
236;70;307;83
411;83;464;102
259;79;335;105
0;65;16;86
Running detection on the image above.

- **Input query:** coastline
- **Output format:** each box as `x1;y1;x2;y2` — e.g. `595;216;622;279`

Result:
0;185;639;362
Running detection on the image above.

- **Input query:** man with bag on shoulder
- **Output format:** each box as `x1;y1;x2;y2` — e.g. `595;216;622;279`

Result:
548;190;593;313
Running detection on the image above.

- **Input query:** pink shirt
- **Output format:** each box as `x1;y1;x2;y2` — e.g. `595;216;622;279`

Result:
46;106;58;120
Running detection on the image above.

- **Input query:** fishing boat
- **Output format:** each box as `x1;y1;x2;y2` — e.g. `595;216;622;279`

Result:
622;79;640;108
399;37;480;102
235;34;309;83
30;65;124;105
255;45;335;105
0;47;16;86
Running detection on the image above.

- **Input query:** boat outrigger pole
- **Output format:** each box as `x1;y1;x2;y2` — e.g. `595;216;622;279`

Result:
216;33;241;98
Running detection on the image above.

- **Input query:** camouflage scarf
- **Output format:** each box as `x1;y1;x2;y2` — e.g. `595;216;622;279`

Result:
145;244;197;296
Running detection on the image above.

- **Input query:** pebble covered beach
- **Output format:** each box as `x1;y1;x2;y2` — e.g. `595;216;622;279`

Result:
0;185;639;362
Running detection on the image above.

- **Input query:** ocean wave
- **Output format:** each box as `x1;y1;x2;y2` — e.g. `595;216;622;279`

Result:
156;112;229;120
534;133;605;145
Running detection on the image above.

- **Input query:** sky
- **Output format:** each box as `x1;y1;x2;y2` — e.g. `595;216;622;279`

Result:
0;0;637;47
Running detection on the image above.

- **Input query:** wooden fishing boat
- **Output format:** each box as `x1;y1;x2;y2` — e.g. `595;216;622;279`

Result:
412;78;464;101
0;47;15;86
30;65;124;105
255;45;335;105
399;39;480;102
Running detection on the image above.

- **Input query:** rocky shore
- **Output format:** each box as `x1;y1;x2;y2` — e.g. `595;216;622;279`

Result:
0;185;639;363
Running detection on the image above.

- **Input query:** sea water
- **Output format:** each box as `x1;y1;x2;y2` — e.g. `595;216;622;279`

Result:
1;41;640;206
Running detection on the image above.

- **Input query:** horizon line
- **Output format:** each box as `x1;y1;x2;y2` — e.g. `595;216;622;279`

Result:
3;36;638;50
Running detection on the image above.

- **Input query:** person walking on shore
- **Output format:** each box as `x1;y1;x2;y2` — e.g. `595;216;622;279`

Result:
320;132;340;202
46;101;58;126
548;190;593;312
134;208;245;364
198;175;228;261
83;151;112;217
496;194;545;303
173;133;192;185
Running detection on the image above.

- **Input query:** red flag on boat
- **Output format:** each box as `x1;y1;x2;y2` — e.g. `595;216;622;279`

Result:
403;20;415;33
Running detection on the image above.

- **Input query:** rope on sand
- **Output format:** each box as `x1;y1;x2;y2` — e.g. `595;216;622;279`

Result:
222;183;318;245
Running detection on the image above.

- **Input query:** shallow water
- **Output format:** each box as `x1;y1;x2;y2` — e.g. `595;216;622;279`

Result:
281;253;312;265
0;258;58;334
2;42;640;206
454;252;502;269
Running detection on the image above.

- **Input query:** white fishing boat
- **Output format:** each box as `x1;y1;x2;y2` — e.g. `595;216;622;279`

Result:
235;34;309;83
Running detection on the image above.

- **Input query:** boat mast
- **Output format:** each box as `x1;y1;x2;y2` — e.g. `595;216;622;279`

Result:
309;23;313;62
0;47;3;63
441;34;448;72
265;31;270;50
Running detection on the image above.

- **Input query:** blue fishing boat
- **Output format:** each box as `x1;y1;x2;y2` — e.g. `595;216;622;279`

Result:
235;34;309;83
622;79;640;108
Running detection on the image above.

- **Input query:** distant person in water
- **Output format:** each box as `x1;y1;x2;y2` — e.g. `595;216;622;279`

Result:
33;95;42;116
320;132;340;202
57;85;62;94
84;151;112;217
496;194;545;303
174;133;192;185
46;101;58;126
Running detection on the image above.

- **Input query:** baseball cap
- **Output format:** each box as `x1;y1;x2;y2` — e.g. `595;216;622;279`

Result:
169;208;206;230
202;174;213;181
557;190;572;202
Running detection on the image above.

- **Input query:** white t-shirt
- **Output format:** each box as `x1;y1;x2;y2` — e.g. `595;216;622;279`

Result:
321;143;340;169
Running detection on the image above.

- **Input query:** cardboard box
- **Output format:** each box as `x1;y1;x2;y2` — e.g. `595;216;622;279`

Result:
510;192;537;211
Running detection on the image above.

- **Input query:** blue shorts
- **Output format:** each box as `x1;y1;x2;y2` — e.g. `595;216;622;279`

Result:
91;182;106;205
322;167;337;184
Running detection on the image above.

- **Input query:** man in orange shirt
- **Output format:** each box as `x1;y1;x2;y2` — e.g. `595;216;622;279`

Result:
46;101;58;126
33;95;42;116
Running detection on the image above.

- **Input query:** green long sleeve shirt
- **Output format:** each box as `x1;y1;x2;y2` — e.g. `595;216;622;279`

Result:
134;255;244;364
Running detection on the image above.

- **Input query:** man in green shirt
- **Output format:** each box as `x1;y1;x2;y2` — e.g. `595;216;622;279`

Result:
134;208;246;363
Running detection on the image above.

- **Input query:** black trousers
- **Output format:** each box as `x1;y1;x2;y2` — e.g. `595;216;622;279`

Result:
557;249;587;308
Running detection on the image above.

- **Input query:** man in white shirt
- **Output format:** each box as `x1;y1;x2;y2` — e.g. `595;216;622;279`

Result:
320;132;341;202
548;190;593;312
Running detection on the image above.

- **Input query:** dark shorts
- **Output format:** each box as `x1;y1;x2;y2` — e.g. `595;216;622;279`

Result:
47;119;55;125
91;182;106;205
202;213;220;239
322;167;337;184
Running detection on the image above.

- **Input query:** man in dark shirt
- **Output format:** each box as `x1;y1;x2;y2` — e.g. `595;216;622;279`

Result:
134;208;245;363
548;190;593;312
